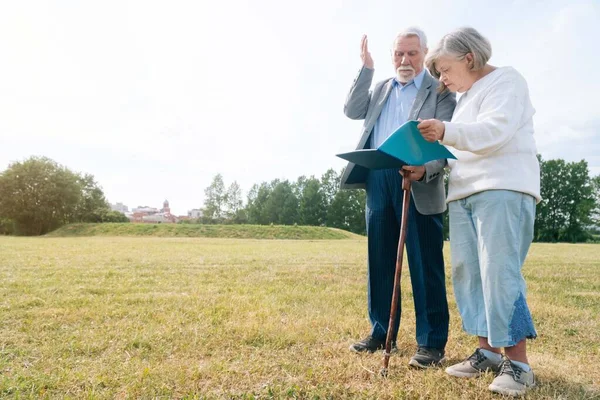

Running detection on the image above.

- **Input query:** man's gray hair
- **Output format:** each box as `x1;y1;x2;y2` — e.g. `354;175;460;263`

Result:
425;27;492;81
393;26;428;50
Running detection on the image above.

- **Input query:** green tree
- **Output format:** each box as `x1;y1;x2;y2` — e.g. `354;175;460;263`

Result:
71;174;110;222
264;180;298;225
294;176;308;198
327;189;366;235
225;181;245;223
298;177;326;226
203;174;227;221
320;168;340;225
561;160;594;242
0;218;15;235
591;175;600;229
246;182;272;225
101;210;130;223
320;169;340;208
0;156;101;235
536;157;568;241
535;157;594;242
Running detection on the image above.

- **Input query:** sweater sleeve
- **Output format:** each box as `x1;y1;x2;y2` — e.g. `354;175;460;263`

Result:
441;76;527;155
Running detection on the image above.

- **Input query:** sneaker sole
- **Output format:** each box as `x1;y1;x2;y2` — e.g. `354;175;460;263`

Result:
445;367;483;378
488;382;536;397
408;357;445;369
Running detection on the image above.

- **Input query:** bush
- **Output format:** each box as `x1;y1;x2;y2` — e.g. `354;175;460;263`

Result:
101;210;130;223
0;218;15;235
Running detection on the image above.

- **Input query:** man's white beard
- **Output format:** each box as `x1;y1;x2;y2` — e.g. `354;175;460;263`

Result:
396;67;415;83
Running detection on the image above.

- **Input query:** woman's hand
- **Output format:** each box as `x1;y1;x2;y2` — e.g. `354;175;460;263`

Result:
417;119;445;142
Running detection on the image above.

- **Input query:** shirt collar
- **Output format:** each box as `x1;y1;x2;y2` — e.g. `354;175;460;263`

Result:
393;69;426;89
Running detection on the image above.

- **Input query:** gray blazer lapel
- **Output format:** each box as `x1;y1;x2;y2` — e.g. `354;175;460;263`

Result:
409;72;433;120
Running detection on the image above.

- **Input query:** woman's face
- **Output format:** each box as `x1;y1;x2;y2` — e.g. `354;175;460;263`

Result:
435;54;475;93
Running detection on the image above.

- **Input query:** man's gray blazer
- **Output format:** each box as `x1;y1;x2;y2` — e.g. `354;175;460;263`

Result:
340;66;456;215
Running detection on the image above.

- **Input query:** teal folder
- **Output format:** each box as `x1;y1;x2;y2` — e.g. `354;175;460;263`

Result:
337;120;456;168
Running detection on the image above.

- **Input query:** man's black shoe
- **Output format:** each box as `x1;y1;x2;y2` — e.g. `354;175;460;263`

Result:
408;346;446;368
349;336;396;353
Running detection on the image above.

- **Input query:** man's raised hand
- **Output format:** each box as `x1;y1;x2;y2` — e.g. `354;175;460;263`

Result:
361;35;374;69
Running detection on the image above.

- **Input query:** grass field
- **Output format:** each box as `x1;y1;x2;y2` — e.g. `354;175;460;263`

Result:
0;235;599;399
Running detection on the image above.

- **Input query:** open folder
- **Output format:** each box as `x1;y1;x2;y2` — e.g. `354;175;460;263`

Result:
336;120;456;168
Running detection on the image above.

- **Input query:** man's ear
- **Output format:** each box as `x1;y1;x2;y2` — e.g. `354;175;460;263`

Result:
424;47;429;55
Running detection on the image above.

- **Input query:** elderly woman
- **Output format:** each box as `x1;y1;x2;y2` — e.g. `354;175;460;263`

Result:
416;27;540;396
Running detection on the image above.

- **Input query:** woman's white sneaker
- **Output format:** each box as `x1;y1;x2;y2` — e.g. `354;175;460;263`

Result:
488;358;536;396
489;358;535;396
445;348;503;378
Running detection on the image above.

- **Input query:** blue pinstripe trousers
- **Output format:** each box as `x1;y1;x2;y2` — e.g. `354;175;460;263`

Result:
365;169;449;349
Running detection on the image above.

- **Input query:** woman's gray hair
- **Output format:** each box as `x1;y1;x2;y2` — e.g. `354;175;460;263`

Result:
425;27;492;90
393;26;428;50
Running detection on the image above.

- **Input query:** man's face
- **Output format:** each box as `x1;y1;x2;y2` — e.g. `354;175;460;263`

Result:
391;36;426;83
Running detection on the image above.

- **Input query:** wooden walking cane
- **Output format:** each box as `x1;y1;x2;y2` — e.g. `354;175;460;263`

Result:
380;171;412;377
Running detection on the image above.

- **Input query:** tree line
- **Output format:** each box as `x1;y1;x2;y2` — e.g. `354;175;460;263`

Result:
198;157;600;243
195;169;367;235
1;155;599;242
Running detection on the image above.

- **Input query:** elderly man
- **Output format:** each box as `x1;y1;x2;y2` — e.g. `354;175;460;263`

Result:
341;27;455;368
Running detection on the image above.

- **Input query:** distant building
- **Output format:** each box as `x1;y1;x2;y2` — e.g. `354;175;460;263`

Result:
110;202;129;213
188;208;203;219
130;199;177;223
132;206;159;214
141;213;175;223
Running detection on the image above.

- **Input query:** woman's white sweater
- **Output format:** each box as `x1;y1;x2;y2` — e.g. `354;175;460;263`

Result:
441;66;541;203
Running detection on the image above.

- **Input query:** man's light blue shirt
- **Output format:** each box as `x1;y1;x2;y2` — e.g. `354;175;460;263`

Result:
371;69;425;148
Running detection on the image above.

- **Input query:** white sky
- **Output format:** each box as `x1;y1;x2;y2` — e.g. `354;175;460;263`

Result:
1;0;599;215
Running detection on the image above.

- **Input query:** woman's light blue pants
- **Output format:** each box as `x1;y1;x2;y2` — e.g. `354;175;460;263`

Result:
448;190;537;348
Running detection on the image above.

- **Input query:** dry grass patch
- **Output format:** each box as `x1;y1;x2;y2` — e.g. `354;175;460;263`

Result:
0;237;598;399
